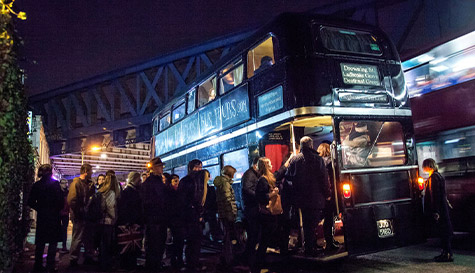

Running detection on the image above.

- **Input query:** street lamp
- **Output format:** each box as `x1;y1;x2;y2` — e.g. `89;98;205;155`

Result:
81;145;101;165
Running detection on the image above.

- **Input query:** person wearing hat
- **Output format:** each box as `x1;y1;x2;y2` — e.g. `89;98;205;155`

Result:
140;156;167;271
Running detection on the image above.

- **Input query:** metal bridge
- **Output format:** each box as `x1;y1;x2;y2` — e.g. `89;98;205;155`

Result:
28;0;475;179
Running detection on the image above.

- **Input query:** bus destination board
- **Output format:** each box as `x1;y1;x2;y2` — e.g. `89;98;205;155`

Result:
340;63;380;86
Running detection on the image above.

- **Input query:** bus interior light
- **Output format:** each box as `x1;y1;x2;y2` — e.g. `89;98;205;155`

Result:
343;183;351;199
417;177;424;191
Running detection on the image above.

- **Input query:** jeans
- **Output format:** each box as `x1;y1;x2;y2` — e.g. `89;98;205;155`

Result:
69;220;94;262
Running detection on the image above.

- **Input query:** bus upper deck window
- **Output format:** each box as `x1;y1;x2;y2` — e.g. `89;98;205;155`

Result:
219;62;244;95
172;101;186;123
187;89;196;114
159;112;171;131
198;76;217;108
320;26;382;56
247;36;277;78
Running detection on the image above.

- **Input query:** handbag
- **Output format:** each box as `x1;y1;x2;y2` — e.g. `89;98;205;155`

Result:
259;194;283;215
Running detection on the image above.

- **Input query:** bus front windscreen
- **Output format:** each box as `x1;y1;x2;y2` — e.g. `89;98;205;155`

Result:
339;121;407;168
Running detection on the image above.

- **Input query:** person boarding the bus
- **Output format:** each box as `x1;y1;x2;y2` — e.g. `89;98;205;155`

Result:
141;156;167;271
317;142;341;252
241;156;260;265
422;158;454;262
285;136;331;256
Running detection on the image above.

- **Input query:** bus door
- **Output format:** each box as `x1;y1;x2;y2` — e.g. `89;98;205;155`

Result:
262;116;343;254
335;119;425;255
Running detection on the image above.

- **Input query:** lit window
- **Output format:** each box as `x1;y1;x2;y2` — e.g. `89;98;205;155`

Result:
198;76;217;107
219;61;244;95
339;121;406;168
159;112;171;131
247;36;277;78
172;101;186;123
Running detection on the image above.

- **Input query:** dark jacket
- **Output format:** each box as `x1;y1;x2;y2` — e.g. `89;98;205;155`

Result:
28;178;64;244
164;185;185;226
214;175;237;222
179;172;205;220
424;171;453;237
141;173;166;225
241;167;259;211
67;177;95;222
285;147;331;209
117;185;144;226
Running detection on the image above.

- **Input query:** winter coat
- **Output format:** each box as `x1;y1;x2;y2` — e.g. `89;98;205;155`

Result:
285;147;331;209
163;185;185;226
241;167;259;211
214;175;237;222
28;178;64;244
424;171;453;237
179;172;205;221
100;190;117;225
67;177;95;222
140;173;166;225
117;185;144;226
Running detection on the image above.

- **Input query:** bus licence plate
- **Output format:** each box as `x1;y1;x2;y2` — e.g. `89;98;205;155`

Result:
376;219;394;238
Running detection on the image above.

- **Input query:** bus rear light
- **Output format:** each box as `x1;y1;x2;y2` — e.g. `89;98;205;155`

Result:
343;183;351;199
417;177;424;190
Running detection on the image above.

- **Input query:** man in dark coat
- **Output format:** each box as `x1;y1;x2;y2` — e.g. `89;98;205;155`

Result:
117;171;144;270
141;156;167;271
179;162;208;272
285;136;331;256
241;156;260;264
28;164;64;272
67;164;95;266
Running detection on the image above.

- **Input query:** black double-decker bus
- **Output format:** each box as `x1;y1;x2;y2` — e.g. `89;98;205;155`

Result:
151;13;424;260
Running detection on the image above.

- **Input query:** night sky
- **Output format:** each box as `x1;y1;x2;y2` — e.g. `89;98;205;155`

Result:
16;1;329;97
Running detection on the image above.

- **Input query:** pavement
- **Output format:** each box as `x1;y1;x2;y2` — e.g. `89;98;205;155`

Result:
13;222;475;273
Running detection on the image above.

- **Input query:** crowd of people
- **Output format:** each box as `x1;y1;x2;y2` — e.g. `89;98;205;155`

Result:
27;136;454;272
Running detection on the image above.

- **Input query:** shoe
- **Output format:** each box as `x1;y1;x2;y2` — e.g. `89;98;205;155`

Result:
434;252;454;262
46;265;58;273
325;241;341;252
186;263;207;272
69;260;78;268
83;257;98;265
171;259;185;269
33;264;47;272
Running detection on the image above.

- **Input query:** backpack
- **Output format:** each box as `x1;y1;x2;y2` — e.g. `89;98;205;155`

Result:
85;192;103;223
